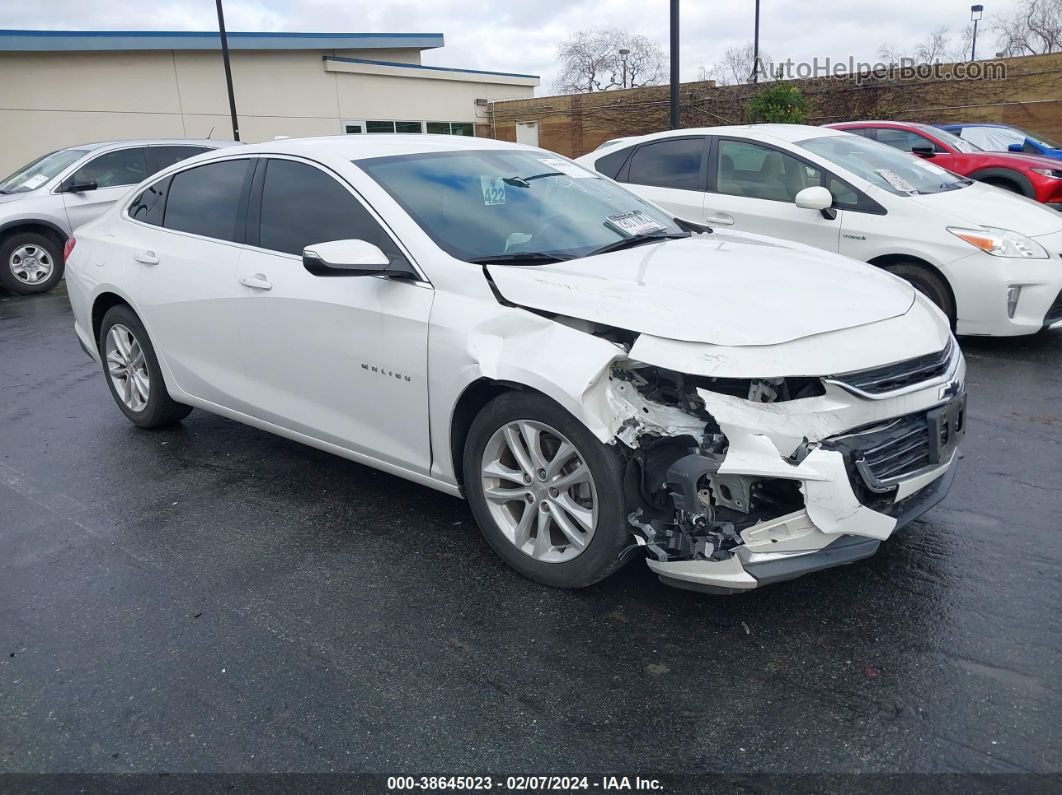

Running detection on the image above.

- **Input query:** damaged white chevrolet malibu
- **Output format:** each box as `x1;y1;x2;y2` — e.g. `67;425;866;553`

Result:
64;136;965;593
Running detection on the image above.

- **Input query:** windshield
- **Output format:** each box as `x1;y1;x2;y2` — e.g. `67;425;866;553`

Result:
0;149;87;194
918;124;981;153
356;149;686;262
1011;126;1060;149
798;135;971;196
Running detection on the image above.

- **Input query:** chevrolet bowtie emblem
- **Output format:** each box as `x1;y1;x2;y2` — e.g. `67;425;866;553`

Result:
938;380;962;401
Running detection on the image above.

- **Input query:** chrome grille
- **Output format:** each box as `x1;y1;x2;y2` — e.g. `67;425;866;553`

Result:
825;397;966;494
828;338;954;396
857;413;933;489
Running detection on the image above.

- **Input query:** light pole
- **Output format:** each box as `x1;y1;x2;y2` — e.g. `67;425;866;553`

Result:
670;0;680;129
971;4;983;61
619;47;630;88
216;0;240;141
751;0;761;83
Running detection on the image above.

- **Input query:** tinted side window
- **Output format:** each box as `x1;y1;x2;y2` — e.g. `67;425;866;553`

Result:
595;146;635;179
70;148;147;189
257;159;399;258
868;128;943;153
146;146;210;174
128;177;170;226
164;159;251;242
626;138;706;190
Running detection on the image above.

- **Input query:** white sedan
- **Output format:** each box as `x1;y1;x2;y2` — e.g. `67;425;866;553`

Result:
576;125;1062;336
65;135;964;593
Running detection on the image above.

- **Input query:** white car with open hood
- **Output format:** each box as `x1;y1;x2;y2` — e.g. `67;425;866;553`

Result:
576;124;1062;337
64;136;965;593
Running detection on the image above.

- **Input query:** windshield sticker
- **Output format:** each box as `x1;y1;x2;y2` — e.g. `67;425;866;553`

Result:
480;176;506;206
538;158;596;179
21;174;47;190
605;210;667;237
874;168;918;193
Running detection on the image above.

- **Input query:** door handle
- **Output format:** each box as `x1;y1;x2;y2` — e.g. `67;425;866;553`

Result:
705;214;735;226
238;273;273;291
134;250;159;265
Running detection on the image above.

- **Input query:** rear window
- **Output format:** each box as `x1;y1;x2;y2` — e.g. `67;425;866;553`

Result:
594;147;634;179
128;177;170;226
163;159;251;242
625;138;706;191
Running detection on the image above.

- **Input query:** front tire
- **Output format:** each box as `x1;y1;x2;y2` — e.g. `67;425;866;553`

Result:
464;391;634;588
883;262;956;327
98;304;192;428
0;232;64;295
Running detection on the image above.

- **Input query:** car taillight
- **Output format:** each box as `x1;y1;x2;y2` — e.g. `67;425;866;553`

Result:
63;237;76;263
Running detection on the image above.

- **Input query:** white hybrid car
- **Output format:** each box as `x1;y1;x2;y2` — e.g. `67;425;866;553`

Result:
576;125;1062;336
65;136;965;593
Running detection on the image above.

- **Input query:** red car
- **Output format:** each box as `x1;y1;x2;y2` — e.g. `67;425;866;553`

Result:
825;121;1062;208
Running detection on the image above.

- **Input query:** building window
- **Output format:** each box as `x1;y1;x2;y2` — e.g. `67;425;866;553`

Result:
364;120;423;134
350;120;474;136
427;121;474;136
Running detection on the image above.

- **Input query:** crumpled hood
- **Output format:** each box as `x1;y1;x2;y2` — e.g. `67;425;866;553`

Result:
487;233;915;346
906;181;1062;236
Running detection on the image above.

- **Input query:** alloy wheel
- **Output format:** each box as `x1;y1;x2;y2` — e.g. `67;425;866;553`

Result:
105;324;151;412
480;420;598;563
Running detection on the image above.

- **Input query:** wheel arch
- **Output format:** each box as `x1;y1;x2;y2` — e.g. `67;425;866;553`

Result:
91;291;135;349
449;378;539;493
868;253;957;320
968;167;1036;198
0;218;69;249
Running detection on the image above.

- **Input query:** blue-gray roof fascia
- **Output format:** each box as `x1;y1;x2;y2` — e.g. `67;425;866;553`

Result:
0;30;445;52
324;55;539;80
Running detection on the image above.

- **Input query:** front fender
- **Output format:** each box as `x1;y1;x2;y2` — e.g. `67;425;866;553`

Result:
428;293;628;486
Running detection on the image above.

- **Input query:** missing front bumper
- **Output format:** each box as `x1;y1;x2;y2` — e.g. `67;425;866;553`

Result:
646;458;958;594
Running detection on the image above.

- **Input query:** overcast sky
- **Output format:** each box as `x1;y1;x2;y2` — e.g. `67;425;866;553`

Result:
1;0;1024;91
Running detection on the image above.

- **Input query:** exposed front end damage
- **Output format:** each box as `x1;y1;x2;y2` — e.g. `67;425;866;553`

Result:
479;257;965;593
604;343;965;593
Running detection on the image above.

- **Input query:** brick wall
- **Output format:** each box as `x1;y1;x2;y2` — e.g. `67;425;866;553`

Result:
487;53;1062;158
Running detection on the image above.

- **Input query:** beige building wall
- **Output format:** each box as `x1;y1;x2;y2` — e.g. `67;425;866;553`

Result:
0;47;537;174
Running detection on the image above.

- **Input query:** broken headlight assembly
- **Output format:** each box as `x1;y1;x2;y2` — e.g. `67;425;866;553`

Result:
612;363;821;563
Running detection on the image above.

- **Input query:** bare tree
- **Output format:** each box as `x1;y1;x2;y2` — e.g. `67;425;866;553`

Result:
710;42;772;85
995;0;1062;54
879;25;976;63
553;29;666;93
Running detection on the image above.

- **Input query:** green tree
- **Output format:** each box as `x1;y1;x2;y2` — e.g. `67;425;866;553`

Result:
744;83;811;124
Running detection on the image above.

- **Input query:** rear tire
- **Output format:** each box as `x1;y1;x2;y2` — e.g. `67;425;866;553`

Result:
0;232;64;295
463;391;634;588
98;304;192;428
883;262;956;327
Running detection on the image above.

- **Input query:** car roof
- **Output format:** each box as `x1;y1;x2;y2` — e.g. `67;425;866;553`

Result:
223;134;542;161
938;123;1007;128
588;124;848;154
60;139;237;153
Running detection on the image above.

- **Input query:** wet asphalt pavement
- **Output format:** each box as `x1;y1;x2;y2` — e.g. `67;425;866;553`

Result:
1;284;1061;780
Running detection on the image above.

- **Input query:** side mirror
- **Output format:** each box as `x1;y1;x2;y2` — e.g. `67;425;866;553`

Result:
1008;143;1025;152
64;178;98;193
794;186;833;211
911;145;936;158
302;239;415;278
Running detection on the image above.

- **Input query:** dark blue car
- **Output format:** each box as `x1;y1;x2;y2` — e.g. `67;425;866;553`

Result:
937;123;1062;160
